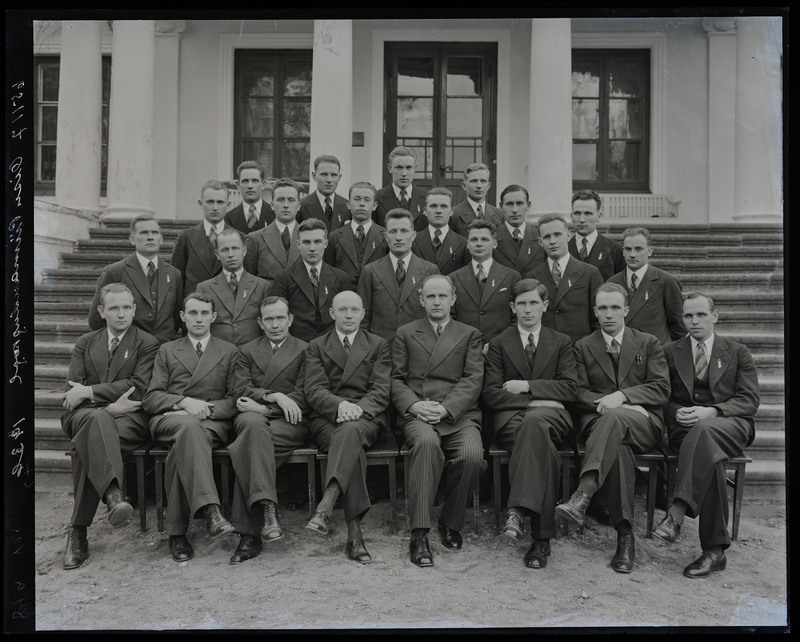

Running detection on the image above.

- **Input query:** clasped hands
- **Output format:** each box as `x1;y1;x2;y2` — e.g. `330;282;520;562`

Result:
237;393;303;425
409;400;448;424
63;381;141;414
675;405;718;426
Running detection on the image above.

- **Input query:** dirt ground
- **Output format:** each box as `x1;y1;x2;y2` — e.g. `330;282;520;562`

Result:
34;471;787;631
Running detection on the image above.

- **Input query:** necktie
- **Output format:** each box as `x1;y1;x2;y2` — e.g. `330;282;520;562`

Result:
432;228;442;251
147;260;156;285
309;266;319;288
342;335;350;352
695;341;708;380
551;261;562;289
281;226;291;251
436;324;443;338
396;258;406;285
630;273;638;295
608;338;620;367
512;227;522;246
476;262;487;285
525;333;536;368
247;204;257;230
229;272;238;297
208;226;217;248
399;189;409;210
196;341;203;359
580;237;589;260
324;196;333;223
109;336;120;360
476;204;483;219
355;224;365;241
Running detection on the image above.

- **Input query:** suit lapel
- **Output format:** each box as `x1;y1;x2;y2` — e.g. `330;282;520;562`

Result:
210;273;236;315
262;336;301;389
188;337;225;389
457;267;481;306
89;330;110;381
340;226;361;268
414;232;436;264
362;225;384;264
106;328;137;382
187;224;216;274
264;224;288;265
427;321;467;373
587;332;617;385
530;327;556;380
325;331;348;378
439;234;460;271
502;328;531;379
480;262;504;307
554;258;585;305
233;271;257;318
617;328;641;384
495;226;519;265
123;255;152;307
340;330;367;385
674;336;695;395
375;256;401;304
292;263;317;306
399;255;423;304
318;264;337;308
627;268;656;320
155;259;173;310
517;229;540;273
709;335;731;391
174;337;200;380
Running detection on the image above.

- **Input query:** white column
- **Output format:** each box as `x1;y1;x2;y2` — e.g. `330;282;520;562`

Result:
528;19;573;219
705;19;738;224
733;17;782;223
103;20;156;221
310;20;353;195
55;20;103;212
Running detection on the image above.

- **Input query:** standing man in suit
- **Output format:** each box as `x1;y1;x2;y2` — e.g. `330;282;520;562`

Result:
61;284;160;569
493;185;545;277
224;160;275;235
374;145;428;230
324;181;388;290
392;275;485;567
483;279;579;569
556;283;671;573
529;213;604;344
451;220;521;351
358;209;439;345
88;214;183;344
411;187;470;276
143;293;239;562
171;180;230;296
569;189;625;282
653;293;760;578
304;291;392;564
271;218;350;343
450;162;503;237
227;296;311;564
607;227;684;345
195;229;271;346
243;178;303;288
298;155;349;233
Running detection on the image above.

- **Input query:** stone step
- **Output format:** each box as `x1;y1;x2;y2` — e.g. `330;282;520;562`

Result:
753;404;784;431
35;418;68;451
35;365;68;389
715;332;784;353
712;311;784;332
33;341;74;366
35;284;99;299
746;430;785;461
60;252;176;266
35;391;69;418
739;460;786;502
677;272;783;291
650;246;783;259
656;259;783;274
76;238;178;251
34;320;90;343
752;353;785;378
36;449;72;473
710;291;784;311
755;377;785;405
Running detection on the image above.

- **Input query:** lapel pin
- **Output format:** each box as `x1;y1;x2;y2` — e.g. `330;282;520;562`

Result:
372;241;376;250
491;278;495;288
412;275;416;285
124;350;129;359
166;275;170;283
645;290;650;301
568;279;572;288
598;252;603;260
243;290;247;298
527;247;531;255
635;354;643;365
324;285;329;296
717;358;722;369
450;246;454;255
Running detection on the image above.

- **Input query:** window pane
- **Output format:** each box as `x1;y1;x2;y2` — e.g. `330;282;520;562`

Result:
397;97;433;138
102;106;109;140
446;98;482;137
447;57;481;96
451;142;481;177
396;137;433;180
572;99;599;139
573;143;597;180
397;57;434;96
283;101;311;137
284;61;312;97
571;64;599;97
283;141;310;181
101;144;108;185
609;100;641;139
243;99;274;138
608;59;643;98
609;141;639;181
41;64;60;101
243;141;274;177
244;62;275;97
40;145;57;181
102;59;111;102
41;105;58;140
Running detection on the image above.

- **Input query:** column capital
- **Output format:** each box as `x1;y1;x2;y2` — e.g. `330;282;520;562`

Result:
155;20;186;36
702;18;737;34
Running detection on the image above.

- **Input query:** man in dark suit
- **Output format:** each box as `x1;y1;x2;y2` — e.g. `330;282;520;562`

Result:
297;155;349;232
569;189;625;282
450;162;504;237
271;218;351;343
61;284;160;569
653;293;760;578
143;293;239;562
304;291;392;564
556;283;671;574
411;187;470;276
323;181;388;289
88;214;183;343
493;185;545;276
224;160;275;235
392;275;485;567
374;145;428;231
451;219;521;351
358;209;439;345
171;179;231;295
243;178;303;288
227;296;311;564
528;213;604;344
196;229;271;346
483;279;578;569
607;227;684;345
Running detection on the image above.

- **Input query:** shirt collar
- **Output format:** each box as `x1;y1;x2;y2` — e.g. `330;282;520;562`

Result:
107;328;129;349
430;224;449;240
601;327;625;348
317;191;335;210
467;197;486;215
351;219;372;234
243;199;264;214
336;329;358;347
275;220;296;235
390;252;412;271
548;253;570;274
505;221;526;238
626;264;649;283
577;229;599;250
270;337;288;351
191;333;212;352
430;317;450;334
135;253;158;272
690;333;715;355
203;220;222;237
472;257;493;274
223;267;244;281
518;323;541;347
303;260;323;277
392;184;411;202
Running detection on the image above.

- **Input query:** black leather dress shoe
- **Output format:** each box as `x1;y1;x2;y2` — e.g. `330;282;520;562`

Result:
205;504;235;539
305;511;330;535
105;487;134;528
63;525;89;570
169;535;194;562
409;536;434;567
652;513;681;543
684;550;727;578
261;501;283;541
611;531;635;573
524;538;551;569
230;534;262;565
555;490;591;526
501;511;525;540
345;538;373;564
438;518;463;551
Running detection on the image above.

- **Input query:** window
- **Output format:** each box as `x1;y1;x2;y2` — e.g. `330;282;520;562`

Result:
572;50;649;192
34;56;111;196
234;50;312;183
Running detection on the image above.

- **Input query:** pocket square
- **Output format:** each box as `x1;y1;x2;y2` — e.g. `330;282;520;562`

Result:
499;287;508;292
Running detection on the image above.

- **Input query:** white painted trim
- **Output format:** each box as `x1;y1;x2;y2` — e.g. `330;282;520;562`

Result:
571;32;667;194
218;32;314;181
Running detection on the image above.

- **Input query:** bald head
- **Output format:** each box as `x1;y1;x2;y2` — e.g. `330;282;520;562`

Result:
329;290;364;334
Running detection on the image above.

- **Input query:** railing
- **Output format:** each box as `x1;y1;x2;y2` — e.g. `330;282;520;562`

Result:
603;194;681;219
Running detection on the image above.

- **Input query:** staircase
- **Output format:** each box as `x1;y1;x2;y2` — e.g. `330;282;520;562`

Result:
34;219;786;502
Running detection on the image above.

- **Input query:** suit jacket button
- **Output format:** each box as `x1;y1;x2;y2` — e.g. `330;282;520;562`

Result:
554;310;560;314
234;323;239;327
399;307;403;313
147;313;153;318
479;310;486;315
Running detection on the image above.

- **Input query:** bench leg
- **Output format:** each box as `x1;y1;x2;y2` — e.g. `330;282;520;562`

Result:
472;488;480;534
155;459;164;533
646;462;658;537
219;458;230;519
404;454;410;532
306;455;317;513
136;455;147;532
731;463;746;541
387;457;398;535
560;454;572;503
493;456;503;529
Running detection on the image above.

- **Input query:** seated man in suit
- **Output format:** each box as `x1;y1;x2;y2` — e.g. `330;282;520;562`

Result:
298;154;349;233
528;213;604;344
568;189;625;282
271;218;350;343
451;219;521;352
324;181;388;290
62;283;160;569
89;214;183;344
411;187;470;276
493;184;545;277
607;227;684;345
227;295;311;564
243;178;303;288
143;293;240;562
392;275;485;567
304;291;392;564
224;160;274;235
374;145;428;230
653;293;760;578
556;283;670;573
450;162;504;237
358;209;439;346
483;279;578;569
196;228;271;346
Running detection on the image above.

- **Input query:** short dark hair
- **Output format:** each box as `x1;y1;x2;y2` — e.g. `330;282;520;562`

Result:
236;160;265;181
272;177;301;198
622;227;652;245
500;184;530;204
426;186;453;205
200;179;227;199
385;208;414;226
182;291;216;312
298;218;328;235
214;227;244;249
512;278;549;303
684;291;716;312
349;181;377;199
259;295;290;315
98;283;134;307
595;282;629;306
313;155;341;171
536;213;569;231
129;214;160;235
467;219;496;236
571;189;602;211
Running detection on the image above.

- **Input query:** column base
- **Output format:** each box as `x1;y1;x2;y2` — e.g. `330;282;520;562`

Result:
101;203;157;222
732;211;783;223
